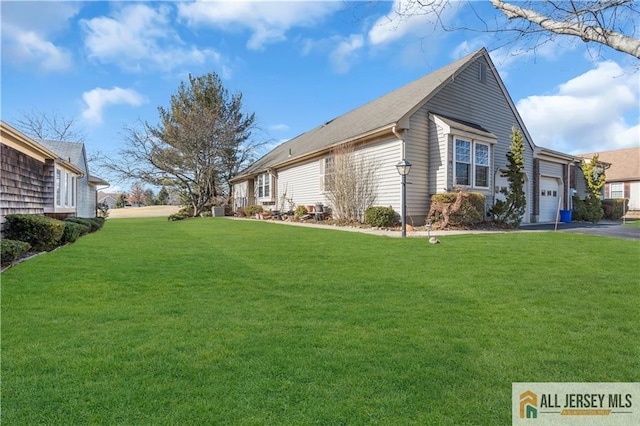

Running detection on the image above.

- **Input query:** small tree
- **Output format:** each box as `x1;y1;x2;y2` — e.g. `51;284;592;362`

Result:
143;189;156;206
582;154;606;199
116;193;126;208
489;126;527;227
129;182;145;206
577;153;606;222
157;186;169;205
324;143;379;223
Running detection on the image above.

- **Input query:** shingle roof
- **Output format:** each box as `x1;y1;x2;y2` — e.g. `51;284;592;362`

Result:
37;139;87;172
236;48;486;179
579;147;640;181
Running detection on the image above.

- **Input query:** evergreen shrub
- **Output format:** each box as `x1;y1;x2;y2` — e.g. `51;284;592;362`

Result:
65;217;100;233
4;214;65;251
61;221;88;244
602;198;628;220
1;239;32;267
364;206;397;227
572;195;603;223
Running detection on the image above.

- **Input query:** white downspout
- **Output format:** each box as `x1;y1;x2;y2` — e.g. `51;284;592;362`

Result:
392;125;406;228
392;125;404;158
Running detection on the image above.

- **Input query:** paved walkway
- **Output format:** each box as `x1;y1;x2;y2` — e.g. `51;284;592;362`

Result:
228;217;640;240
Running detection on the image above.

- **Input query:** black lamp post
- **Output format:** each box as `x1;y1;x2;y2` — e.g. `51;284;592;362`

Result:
395;159;412;237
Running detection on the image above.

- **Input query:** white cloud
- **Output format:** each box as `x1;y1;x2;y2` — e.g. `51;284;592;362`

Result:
177;1;341;50
368;0;455;46
517;61;640;153
330;34;364;74
81;4;222;72
1;2;79;71
82;87;146;124
3;29;72;71
269;124;290;132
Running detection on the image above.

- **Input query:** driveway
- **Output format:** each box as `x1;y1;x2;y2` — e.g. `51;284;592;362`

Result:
520;220;640;241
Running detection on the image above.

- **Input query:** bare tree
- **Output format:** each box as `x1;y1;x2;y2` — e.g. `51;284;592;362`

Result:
14;108;87;142
129;182;146;206
324;143;379;223
384;1;640;59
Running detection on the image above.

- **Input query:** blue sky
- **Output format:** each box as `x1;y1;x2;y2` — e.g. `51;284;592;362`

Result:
2;1;639;189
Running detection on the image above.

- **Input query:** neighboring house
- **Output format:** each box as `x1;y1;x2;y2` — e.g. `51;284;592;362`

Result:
37;140;108;218
579;148;640;210
98;192;119;210
231;48;586;224
0;120;108;228
1;120;84;225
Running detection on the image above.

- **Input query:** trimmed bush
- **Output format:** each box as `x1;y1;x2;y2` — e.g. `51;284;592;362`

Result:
66;217;104;232
245;205;264;217
1;239;32;267
168;208;192;221
602;198;628;220
572;195;603;223
65;217;99;233
365;206;397;228
4;214;65;251
428;192;485;229
61;221;88;244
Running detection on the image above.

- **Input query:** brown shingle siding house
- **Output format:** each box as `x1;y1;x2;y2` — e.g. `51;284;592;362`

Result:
579;147;640;210
1;120;108;228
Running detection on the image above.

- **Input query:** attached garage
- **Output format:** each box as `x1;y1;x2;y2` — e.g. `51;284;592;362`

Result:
539;177;560;222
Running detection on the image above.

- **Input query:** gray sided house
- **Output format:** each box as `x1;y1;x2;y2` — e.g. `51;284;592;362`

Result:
231;48;585;225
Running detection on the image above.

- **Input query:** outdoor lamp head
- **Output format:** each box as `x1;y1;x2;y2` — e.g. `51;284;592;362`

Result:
396;159;412;176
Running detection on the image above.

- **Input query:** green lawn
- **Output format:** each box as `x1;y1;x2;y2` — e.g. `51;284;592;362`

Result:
2;218;638;424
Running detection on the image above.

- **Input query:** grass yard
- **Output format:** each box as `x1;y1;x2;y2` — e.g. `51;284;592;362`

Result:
2;218;638;424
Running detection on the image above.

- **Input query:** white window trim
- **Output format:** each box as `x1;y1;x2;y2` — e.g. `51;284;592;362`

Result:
55;169;62;207
320;156;334;193
610;182;624;199
255;172;271;199
453;138;491;189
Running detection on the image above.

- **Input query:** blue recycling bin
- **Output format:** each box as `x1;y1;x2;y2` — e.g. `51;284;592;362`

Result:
559;209;572;223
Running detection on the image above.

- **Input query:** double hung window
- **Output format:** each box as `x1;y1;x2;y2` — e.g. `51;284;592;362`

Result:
321;156;335;192
257;173;270;198
454;138;490;188
610;183;624;199
55;169;62;206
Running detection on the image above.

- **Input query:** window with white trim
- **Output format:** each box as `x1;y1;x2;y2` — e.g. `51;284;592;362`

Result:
65;173;70;206
610;182;624;199
320;156;335;192
256;173;270;198
55;169;62;207
454;138;490;188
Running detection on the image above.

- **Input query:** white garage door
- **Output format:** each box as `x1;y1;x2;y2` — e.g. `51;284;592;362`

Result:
540;177;560;222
